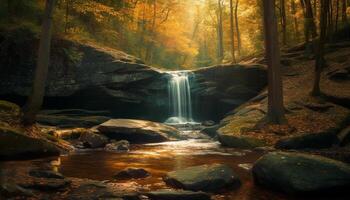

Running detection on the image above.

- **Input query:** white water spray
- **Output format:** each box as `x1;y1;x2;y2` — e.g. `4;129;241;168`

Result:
165;71;194;124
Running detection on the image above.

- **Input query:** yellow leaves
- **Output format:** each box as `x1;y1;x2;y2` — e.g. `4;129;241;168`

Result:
73;1;120;22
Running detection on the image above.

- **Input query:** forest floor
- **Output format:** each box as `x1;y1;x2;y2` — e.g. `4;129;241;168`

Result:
218;42;350;161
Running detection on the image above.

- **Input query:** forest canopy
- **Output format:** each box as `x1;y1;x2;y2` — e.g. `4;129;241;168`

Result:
0;0;349;69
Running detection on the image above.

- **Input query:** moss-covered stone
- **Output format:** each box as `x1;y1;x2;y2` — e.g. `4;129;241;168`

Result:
0;126;60;160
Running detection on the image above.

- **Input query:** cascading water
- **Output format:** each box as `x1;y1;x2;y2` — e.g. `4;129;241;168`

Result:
165;71;194;124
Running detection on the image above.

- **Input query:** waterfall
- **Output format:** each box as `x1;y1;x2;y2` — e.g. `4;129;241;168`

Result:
165;71;194;124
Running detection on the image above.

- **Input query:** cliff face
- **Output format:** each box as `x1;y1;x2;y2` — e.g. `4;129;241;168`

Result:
0;29;267;122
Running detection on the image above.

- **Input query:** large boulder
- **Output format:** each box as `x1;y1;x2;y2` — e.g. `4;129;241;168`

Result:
275;131;338;150
0;126;60;160
79;131;109;148
97;119;182;143
252;152;350;195
191;64;267;121
36;114;110;128
163;164;240;192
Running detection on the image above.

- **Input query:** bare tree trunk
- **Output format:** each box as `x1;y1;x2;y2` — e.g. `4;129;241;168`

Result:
342;0;347;24
22;0;56;125
65;0;69;33
312;0;329;96
217;0;224;63
300;0;317;55
280;0;287;45
145;0;156;63
263;0;286;124
235;0;241;56
336;0;340;32
229;0;236;63
291;0;300;41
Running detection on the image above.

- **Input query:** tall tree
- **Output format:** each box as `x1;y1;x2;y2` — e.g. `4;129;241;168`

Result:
22;0;56;125
291;0;300;41
235;0;241;56
229;0;236;63
342;0;347;24
312;0;329;96
280;0;287;45
300;0;317;54
217;0;224;63
263;0;286;124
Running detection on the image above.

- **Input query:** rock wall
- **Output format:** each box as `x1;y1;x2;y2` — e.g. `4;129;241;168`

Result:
0;30;267;122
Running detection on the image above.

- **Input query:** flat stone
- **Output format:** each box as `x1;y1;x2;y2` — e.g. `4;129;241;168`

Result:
114;168;150;180
163;164;240;192
97;119;182;143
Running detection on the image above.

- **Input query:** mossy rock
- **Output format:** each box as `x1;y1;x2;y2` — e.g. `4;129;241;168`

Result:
218;134;266;149
0;126;60;160
0;100;20;115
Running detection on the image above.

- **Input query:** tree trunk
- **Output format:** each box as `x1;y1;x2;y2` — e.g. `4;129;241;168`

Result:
280;0;287;45
229;0;236;63
65;0;69;33
235;0;241;56
300;0;317;55
291;0;300;41
336;0;340;32
22;0;56;125
145;0;157;64
312;0;329;96
263;0;286;124
217;0;224;63
342;0;347;24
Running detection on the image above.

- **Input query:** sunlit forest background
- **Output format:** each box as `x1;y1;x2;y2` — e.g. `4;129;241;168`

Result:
0;0;349;69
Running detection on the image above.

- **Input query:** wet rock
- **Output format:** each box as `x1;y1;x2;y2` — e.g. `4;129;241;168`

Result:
97;119;182;143
163;164;240;192
0;182;33;198
37;114;110;128
79;131;108;148
0;100;20;115
275;132;338;150
20;178;71;191
0;126;60;160
201;125;219;138
105;140;130;152
238;163;253;171
53;128;87;140
202;120;215;126
114;168;150;180
218;134;266;149
29;169;65;179
144;189;211;200
252;152;350;195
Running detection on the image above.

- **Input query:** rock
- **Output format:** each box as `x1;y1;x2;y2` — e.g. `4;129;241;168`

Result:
163;164;240;192
79;131;108;148
144;189;211;200
29;169;65;179
53;128;87;140
302;102;334;112
105;140;130;152
37;114;110;128
0;182;33;198
275;132;338;150
0;126;60;160
202;120;215;126
0;100;20;115
191;64;267;121
337;126;350;147
97;119;182;143
328;68;349;81
20;178;71;191
252;152;350;195
218;134;266;149
114;168;150;180
201;125;219;138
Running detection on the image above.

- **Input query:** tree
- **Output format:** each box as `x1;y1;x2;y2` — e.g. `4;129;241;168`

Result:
22;0;56;125
291;0;300;41
280;0;287;45
300;0;317;55
262;0;286;124
342;0;347;24
217;0;224;63
235;0;241;56
229;0;236;63
312;0;329;96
